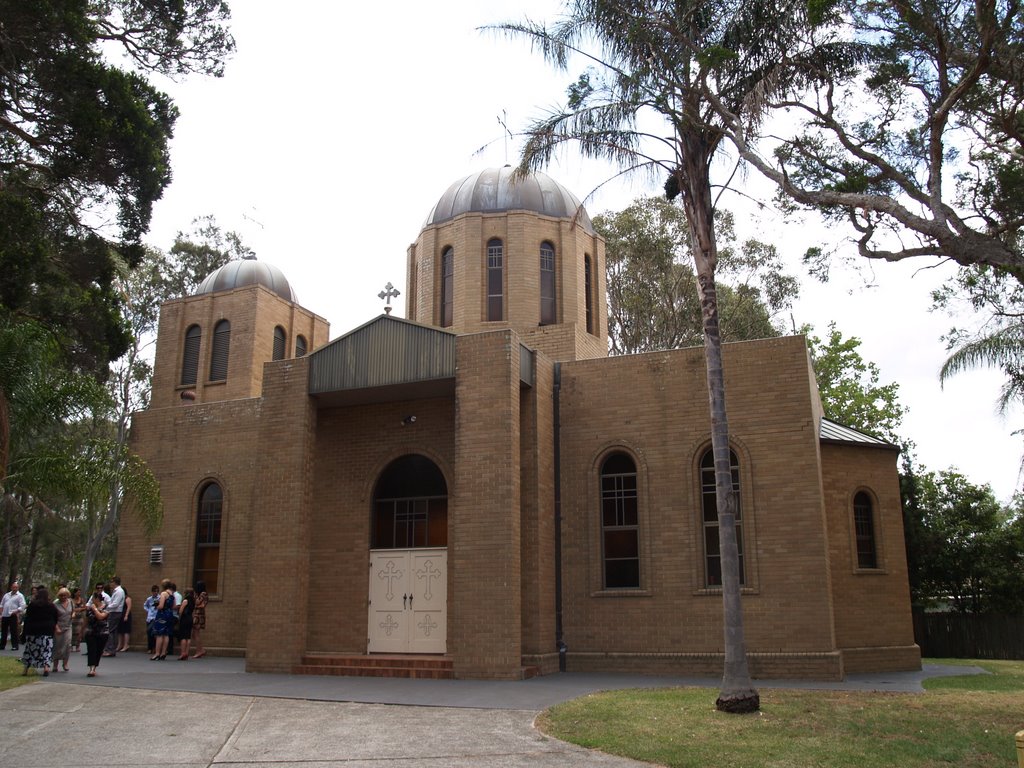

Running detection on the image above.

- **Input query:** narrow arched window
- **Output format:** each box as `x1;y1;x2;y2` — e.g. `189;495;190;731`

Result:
181;325;201;386
194;482;222;594
487;238;503;321
295;335;307;358
440;246;454;327
853;491;878;569
209;319;230;381
584;254;594;334
601;452;640;588
272;326;286;361
700;449;744;587
540;242;556;325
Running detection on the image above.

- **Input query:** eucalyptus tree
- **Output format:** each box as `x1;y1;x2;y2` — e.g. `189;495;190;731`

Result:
494;0;847;713
719;0;1024;280
597;198;799;354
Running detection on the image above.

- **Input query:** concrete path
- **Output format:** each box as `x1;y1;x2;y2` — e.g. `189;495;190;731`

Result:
0;648;986;768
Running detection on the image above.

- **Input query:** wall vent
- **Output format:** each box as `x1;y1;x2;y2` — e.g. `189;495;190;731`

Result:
149;546;164;565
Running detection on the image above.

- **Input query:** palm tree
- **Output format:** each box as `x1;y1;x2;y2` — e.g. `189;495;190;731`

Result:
941;323;1024;416
495;0;852;712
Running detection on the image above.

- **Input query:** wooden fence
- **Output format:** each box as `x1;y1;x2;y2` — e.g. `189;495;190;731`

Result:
913;612;1024;660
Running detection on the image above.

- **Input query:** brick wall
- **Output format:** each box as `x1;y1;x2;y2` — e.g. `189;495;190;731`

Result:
450;330;523;678
557;337;840;666
150;285;329;410
820;442;920;671
407;210;607;362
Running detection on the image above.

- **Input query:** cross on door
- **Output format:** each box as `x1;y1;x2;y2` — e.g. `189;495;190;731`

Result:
377;560;404;601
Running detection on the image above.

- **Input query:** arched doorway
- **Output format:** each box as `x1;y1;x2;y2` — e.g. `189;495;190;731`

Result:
368;455;447;653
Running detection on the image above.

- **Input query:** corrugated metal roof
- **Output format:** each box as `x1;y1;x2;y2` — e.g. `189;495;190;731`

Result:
308;315;456;395
819;417;896;448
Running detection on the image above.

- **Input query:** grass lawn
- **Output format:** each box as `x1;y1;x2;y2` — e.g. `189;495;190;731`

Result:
537;660;1024;768
0;655;37;693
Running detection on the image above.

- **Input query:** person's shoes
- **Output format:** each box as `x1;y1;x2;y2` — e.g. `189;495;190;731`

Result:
178;654;188;660
192;650;206;659
87;671;95;677
102;652;114;657
42;669;48;677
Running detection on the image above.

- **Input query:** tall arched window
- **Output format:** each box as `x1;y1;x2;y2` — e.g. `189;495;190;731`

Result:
853;491;878;568
194;482;222;594
373;455;448;549
486;238;503;321
209;320;231;381
700;448;744;587
600;452;640;588
540;242;556;325
272;326;286;361
181;325;201;386
295;335;307;357
584;254;594;334
440;246;454;327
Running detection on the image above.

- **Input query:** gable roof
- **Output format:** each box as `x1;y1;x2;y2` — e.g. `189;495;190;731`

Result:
308;315;456;404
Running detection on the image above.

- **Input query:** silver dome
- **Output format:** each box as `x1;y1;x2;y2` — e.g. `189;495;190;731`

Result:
424;167;594;234
195;259;296;303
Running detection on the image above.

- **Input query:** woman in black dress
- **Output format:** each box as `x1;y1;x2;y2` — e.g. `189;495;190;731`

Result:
84;586;110;677
21;586;58;676
176;588;195;660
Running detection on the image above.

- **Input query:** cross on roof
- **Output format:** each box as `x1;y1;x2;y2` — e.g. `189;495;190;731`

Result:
378;282;400;315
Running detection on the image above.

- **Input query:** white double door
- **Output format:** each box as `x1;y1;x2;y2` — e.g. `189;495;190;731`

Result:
367;548;447;653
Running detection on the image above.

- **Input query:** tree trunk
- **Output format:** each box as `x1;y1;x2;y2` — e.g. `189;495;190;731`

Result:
678;150;760;714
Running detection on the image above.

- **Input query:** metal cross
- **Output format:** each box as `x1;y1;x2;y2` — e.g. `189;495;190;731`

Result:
378;282;401;315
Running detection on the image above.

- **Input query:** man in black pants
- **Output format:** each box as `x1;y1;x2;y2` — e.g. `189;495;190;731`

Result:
0;582;26;650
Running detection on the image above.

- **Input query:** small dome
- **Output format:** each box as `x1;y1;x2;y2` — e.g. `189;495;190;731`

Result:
195;258;296;302
424;167;594;234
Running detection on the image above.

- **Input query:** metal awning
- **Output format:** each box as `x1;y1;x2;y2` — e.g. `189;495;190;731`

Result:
308;315;533;407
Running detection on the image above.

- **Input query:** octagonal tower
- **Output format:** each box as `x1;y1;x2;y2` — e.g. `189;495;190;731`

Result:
406;167;608;361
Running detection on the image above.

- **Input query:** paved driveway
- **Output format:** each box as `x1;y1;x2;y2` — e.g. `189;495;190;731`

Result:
0;683;652;767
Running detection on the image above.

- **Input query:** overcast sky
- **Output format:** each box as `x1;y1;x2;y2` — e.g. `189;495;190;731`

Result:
143;1;1021;502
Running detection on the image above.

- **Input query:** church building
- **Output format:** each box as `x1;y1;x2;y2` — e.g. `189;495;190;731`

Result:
119;167;921;680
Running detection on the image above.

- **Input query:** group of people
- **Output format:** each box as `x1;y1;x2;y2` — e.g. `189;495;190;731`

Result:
143;579;208;661
0;577;209;677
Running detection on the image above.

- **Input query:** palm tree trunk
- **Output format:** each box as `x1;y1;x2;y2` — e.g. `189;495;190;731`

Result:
678;152;760;713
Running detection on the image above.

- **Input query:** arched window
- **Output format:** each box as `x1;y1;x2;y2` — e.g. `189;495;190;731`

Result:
600;452;640;588
193;482;222;594
440;246;454;328
853;491;878;569
540;242;556;325
295;335;307;358
700;448;745;587
272;326;286;361
486;238;503;321
181;325;201;386
209;319;230;381
584;254;594;334
373;455;448;549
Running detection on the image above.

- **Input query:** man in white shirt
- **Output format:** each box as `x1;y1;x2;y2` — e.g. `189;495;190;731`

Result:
103;576;125;656
0;582;26;650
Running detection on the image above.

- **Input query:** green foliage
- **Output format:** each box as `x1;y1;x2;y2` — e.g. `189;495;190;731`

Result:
0;0;235;375
807;322;907;443
748;0;1024;278
902;466;1024;613
596;197;800;354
